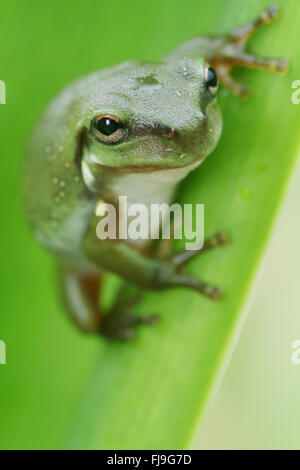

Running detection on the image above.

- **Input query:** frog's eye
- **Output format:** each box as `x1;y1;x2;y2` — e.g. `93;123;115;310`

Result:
205;66;218;95
91;114;126;144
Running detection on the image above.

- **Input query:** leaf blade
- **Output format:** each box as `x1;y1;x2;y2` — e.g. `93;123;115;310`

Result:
67;0;300;449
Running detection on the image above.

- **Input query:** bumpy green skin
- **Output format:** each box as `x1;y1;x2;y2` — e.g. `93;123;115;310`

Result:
23;55;222;278
22;5;287;336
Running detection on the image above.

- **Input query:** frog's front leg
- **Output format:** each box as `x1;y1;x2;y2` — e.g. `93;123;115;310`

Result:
74;218;227;339
60;230;227;340
210;4;289;96
167;4;289;97
84;216;228;300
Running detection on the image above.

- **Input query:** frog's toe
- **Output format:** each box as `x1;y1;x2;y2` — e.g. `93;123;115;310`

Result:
102;310;158;341
274;57;290;75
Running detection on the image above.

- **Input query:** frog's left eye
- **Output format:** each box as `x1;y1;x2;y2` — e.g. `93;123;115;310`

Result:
91;114;126;144
205;66;218;95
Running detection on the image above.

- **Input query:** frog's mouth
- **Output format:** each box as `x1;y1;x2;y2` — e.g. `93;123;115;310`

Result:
81;157;202;196
83;156;205;173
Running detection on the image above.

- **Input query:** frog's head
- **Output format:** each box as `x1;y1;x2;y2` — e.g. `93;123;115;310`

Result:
79;58;222;190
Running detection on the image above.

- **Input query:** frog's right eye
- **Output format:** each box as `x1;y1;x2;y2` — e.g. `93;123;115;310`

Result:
91;114;126;144
204;66;218;96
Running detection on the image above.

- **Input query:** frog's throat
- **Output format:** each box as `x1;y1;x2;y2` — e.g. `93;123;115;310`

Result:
82;157;202;204
83;159;203;250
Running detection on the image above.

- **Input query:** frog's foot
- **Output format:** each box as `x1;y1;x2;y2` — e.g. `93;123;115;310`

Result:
102;287;158;340
60;267;157;340
155;231;228;300
211;4;289;97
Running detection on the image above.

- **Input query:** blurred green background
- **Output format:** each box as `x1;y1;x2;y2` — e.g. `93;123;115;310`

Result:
198;158;300;450
0;0;299;449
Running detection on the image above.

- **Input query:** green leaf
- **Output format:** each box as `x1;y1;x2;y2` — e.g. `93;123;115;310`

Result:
66;0;300;449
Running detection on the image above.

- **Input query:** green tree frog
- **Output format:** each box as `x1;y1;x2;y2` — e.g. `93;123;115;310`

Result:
23;5;288;339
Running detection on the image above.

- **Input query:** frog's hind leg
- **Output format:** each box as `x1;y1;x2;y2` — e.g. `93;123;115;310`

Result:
211;4;289;97
59;266;157;340
59;266;103;333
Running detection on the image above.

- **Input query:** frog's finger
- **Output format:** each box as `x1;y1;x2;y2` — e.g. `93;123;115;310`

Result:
228;4;278;42
169;231;228;268
166;274;223;301
215;54;288;97
229;53;289;75
217;66;251;98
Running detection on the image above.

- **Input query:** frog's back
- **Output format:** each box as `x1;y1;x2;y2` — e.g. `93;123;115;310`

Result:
23;70;106;263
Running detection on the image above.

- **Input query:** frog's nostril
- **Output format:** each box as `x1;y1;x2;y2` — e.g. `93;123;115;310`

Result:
132;123;179;139
166;128;177;139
